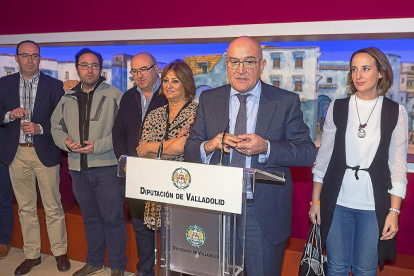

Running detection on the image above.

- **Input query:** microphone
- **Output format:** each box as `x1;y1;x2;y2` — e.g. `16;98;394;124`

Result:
156;122;170;160
218;119;230;166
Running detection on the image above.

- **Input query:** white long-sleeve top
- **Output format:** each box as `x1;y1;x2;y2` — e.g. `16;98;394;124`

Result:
313;94;408;210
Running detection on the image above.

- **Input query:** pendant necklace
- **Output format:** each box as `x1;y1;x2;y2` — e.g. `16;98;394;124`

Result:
355;94;379;138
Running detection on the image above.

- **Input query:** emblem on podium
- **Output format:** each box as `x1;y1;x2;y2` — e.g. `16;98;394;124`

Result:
186;225;206;248
172;167;191;190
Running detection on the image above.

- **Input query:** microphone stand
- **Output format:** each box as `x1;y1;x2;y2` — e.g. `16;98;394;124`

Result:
218;120;230;166
156;123;170;160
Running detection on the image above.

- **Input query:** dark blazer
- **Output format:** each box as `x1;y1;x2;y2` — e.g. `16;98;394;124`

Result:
0;72;64;167
112;86;167;159
184;81;316;245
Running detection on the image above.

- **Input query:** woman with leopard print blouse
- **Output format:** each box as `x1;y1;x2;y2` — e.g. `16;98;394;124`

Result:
136;59;197;229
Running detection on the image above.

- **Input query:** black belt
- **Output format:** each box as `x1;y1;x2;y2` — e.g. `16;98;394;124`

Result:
346;165;369;180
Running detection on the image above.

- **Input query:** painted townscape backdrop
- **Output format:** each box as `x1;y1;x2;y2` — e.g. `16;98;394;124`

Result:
1;39;414;141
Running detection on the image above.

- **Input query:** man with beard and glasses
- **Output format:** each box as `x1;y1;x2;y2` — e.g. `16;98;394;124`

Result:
51;48;126;276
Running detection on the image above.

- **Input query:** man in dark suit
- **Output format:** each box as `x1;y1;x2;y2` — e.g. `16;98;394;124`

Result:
0;40;70;275
184;36;315;276
0;126;13;260
112;52;167;276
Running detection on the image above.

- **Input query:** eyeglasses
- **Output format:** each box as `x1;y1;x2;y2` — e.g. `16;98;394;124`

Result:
17;53;40;60
78;63;100;70
225;59;262;70
130;63;156;76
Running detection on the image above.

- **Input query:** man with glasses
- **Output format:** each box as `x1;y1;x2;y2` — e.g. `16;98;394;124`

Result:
0;40;70;275
113;52;167;276
51;48;126;276
184;36;315;276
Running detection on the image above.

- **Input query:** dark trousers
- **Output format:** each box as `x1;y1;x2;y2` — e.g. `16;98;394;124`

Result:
244;201;286;276
70;166;127;270
129;198;155;276
0;166;13;245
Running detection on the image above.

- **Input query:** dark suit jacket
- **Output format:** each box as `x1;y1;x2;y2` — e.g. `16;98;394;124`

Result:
0;72;64;167
112;86;167;159
184;81;316;245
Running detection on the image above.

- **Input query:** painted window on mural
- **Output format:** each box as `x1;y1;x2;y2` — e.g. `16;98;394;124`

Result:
293;52;305;69
294;80;303;92
273;57;281;68
408;78;414;88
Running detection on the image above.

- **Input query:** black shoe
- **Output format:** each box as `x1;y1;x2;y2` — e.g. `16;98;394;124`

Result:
14;257;41;275
55;253;71;272
72;264;105;276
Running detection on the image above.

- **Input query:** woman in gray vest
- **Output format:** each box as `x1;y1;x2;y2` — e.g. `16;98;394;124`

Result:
309;47;408;275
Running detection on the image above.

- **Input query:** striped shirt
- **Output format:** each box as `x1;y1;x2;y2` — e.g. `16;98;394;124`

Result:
3;72;41;143
136;76;161;121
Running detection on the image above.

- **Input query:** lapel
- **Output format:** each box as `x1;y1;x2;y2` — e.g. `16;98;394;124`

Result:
255;81;278;138
214;85;230;133
32;72;46;118
11;73;20;109
133;88;143;121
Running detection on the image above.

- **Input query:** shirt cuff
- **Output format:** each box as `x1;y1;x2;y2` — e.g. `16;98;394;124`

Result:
4;111;14;123
38;124;44;135
258;140;270;164
313;174;324;183
388;181;407;199
200;141;213;164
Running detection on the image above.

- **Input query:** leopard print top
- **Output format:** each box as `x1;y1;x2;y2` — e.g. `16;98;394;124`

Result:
140;101;198;161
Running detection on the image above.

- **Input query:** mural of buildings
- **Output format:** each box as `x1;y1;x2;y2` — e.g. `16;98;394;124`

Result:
317;61;349;130
387;54;403;105
262;46;321;139
401;63;414;133
57;61;78;81
111;54;132;93
184;54;226;100
1;46;413;141
185;54;222;75
0;53;18;77
184;48;412;140
188;46;322;140
0;53;58;79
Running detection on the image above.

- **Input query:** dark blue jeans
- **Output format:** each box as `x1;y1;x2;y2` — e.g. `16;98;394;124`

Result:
326;205;379;276
0;166;13;245
70;166;127;271
128;198;155;276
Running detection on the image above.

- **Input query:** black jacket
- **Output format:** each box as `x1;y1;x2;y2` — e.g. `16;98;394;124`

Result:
112;86;167;159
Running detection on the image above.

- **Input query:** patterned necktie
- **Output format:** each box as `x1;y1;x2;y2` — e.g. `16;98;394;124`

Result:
231;93;251;167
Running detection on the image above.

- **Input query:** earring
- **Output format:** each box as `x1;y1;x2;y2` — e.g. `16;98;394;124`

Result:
377;87;382;95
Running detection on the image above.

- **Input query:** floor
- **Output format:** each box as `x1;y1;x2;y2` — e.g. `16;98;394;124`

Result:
1;247;413;276
0;247;136;276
